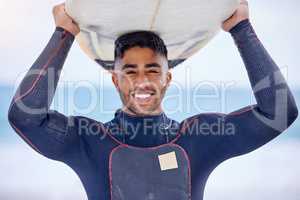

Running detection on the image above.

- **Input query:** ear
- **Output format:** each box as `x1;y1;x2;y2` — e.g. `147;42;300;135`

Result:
111;71;120;90
165;71;172;87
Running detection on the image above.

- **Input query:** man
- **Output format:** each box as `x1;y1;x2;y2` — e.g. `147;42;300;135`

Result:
8;1;298;200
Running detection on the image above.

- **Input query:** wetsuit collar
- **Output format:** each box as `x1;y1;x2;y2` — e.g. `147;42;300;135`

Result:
109;109;179;147
115;109;166;122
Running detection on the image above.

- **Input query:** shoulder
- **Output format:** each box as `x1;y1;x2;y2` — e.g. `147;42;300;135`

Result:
175;112;233;141
70;115;108;138
179;112;226;132
174;113;228;153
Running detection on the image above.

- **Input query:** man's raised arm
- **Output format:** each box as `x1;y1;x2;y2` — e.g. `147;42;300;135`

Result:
210;1;298;158
7;4;81;160
184;1;298;161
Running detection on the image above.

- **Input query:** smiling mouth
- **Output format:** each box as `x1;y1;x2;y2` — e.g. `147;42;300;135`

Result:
131;91;156;103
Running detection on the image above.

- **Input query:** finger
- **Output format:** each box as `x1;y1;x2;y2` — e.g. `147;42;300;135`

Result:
240;0;248;5
72;27;80;35
53;2;64;10
70;23;80;35
52;3;64;14
224;10;237;22
60;3;66;11
65;11;74;21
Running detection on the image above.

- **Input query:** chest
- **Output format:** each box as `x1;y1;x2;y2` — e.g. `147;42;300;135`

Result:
109;144;191;200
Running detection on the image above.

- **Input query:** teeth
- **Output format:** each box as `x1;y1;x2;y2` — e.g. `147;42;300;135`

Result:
134;93;151;99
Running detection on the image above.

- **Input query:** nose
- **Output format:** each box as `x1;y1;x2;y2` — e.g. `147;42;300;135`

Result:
134;72;149;86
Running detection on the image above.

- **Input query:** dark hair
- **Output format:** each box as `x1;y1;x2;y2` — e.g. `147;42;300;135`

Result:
114;31;168;62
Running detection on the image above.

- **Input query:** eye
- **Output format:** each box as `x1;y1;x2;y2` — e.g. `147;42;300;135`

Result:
148;70;159;74
125;70;137;75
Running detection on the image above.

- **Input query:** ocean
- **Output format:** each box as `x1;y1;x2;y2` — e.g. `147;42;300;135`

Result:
1;85;300;200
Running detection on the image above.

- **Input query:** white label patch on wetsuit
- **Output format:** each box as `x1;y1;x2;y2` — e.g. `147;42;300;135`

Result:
158;151;178;171
109;145;190;200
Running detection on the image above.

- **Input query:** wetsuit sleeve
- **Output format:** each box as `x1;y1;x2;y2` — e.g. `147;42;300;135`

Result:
184;19;299;161
7;27;80;161
209;19;299;159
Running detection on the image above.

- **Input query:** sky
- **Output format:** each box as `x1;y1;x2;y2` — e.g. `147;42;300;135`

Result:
0;0;299;90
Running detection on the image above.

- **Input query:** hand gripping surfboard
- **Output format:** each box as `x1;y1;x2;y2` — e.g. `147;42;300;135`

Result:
65;0;240;70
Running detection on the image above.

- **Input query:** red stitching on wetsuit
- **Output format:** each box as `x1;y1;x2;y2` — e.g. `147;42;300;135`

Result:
102;115;200;149
227;105;254;116
171;116;199;143
14;35;68;102
9;32;68;154
10;123;43;154
103;123;181;150
171;143;192;200
96;122;127;146
108;145;124;200
108;144;192;200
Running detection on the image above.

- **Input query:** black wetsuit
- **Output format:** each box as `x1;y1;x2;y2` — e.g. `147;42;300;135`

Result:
8;20;298;200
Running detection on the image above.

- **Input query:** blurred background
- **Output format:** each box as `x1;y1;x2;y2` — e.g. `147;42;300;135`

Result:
0;0;299;199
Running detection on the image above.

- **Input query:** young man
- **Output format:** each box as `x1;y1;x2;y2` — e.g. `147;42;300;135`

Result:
8;1;298;200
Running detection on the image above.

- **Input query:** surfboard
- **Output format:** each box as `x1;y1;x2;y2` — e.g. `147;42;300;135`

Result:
65;0;240;70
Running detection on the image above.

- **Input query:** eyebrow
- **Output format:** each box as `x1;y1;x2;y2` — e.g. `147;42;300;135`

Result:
145;63;161;68
121;64;137;70
121;63;162;70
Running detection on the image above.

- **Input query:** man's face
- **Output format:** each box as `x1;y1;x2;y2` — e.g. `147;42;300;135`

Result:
112;47;172;116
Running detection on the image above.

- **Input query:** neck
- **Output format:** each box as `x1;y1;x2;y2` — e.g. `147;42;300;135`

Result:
111;109;173;147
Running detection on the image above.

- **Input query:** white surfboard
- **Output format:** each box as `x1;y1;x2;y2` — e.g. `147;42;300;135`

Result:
65;0;240;69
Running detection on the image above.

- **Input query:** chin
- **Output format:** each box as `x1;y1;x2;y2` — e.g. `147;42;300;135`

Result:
129;104;161;116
